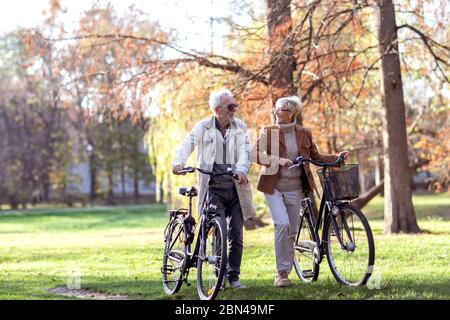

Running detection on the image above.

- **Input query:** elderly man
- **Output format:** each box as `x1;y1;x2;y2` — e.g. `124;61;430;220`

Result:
172;88;255;289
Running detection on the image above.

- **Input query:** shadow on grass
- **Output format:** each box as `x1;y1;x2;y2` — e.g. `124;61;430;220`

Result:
417;228;450;236
0;206;169;232
55;276;450;300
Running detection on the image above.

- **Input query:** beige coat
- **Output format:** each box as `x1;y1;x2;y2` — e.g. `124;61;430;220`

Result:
173;116;256;221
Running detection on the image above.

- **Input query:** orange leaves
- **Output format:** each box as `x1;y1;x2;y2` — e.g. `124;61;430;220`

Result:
49;0;61;13
413;124;450;190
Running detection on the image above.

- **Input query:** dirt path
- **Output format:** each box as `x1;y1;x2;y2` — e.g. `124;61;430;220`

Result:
48;287;128;300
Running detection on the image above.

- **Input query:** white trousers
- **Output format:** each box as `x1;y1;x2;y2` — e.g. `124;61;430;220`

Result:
264;188;303;273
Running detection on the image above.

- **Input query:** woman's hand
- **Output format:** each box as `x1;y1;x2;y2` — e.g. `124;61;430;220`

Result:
279;158;293;167
338;150;350;160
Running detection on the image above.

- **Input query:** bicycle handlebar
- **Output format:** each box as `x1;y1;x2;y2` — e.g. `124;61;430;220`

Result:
177;167;240;180
289;155;344;169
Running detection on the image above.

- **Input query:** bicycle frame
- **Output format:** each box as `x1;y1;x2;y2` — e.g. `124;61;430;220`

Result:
165;188;219;281
297;165;356;262
162;166;238;297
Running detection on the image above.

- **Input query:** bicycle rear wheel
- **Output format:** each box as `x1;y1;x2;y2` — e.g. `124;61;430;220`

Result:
162;217;185;294
325;204;375;286
293;213;320;283
197;217;227;300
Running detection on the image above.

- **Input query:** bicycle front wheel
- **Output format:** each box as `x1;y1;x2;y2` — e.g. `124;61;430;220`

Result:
197;217;227;300
162;218;185;295
293;214;320;283
325;204;375;286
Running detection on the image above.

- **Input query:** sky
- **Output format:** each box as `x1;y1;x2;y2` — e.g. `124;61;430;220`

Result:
0;0;240;52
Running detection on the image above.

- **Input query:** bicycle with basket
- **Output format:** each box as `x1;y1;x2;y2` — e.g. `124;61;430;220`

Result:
291;155;375;286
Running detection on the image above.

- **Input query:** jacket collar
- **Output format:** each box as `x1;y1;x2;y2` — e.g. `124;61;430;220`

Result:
204;116;239;131
267;123;307;149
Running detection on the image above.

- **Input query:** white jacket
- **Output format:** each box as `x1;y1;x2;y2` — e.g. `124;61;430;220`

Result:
172;116;256;220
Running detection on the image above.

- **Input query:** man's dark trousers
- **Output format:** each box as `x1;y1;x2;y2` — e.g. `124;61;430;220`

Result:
207;186;244;283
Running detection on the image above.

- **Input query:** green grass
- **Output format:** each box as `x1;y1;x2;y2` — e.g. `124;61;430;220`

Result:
362;193;450;220
0;194;449;300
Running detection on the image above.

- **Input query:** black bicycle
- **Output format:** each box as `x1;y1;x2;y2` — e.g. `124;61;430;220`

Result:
291;156;375;286
161;167;239;300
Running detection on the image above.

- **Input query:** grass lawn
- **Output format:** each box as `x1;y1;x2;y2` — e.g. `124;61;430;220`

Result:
0;194;449;300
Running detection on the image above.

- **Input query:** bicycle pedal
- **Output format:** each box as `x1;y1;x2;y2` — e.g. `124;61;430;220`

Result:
161;265;174;274
302;270;314;278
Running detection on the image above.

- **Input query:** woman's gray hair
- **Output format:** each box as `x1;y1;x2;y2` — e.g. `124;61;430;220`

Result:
275;96;302;116
209;89;234;112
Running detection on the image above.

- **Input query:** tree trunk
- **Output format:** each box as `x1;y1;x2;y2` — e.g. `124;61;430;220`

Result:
42;178;51;203
375;154;384;185
376;0;420;234
133;167;140;204
106;170;114;205
89;152;97;204
159;180;164;204
120;162;126;202
62;182;73;208
9;196;18;210
375;153;384;196
266;0;299;122
357;150;368;194
167;173;172;207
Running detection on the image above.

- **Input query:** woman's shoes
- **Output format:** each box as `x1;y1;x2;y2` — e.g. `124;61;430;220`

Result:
274;270;294;287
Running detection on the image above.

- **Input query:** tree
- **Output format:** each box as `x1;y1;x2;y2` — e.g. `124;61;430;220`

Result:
376;0;420;234
266;0;297;107
0;30;78;208
19;0;448;223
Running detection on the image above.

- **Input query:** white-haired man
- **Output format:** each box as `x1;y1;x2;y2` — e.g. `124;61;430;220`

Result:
172;89;255;289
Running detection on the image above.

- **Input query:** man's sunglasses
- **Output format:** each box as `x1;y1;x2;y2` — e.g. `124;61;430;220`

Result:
218;103;239;112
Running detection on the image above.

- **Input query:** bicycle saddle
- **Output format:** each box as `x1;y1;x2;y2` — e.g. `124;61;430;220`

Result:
178;186;198;197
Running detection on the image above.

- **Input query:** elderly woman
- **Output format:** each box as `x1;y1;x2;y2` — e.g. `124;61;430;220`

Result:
253;96;348;287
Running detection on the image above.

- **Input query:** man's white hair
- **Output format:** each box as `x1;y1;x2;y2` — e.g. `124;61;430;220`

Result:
209;89;234;112
275;96;302;115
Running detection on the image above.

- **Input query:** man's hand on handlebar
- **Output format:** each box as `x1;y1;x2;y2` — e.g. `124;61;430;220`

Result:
172;166;246;184
172;164;186;175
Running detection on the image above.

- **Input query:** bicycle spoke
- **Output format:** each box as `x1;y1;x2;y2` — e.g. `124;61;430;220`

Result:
326;206;374;286
197;218;227;300
294;214;319;283
162;219;185;295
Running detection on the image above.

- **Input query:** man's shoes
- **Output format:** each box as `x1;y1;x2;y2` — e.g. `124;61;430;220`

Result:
228;280;247;289
219;277;248;290
274;271;294;287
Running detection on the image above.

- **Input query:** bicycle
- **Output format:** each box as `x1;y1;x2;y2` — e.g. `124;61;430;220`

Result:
290;156;375;286
161;167;239;300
